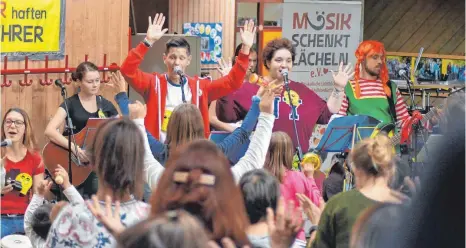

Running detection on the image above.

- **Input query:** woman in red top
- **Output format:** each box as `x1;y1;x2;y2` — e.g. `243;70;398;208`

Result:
1;108;44;237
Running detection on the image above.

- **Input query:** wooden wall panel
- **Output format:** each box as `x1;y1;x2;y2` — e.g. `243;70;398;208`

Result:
364;0;465;56
1;0;130;147
169;0;236;79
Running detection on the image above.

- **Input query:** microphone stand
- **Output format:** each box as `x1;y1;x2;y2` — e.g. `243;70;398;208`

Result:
284;77;303;171
403;76;426;177
59;86;81;189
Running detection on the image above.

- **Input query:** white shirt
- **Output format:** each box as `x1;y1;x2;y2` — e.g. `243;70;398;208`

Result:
160;77;193;142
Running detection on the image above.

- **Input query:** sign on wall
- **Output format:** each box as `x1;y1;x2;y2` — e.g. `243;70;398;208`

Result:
0;0;65;60
283;0;363;100
183;22;223;65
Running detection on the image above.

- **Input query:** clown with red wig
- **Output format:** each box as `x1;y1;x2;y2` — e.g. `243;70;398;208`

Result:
338;40;410;130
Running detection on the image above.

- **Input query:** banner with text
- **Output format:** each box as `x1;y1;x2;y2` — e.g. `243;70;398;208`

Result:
1;0;65;60
283;0;362;100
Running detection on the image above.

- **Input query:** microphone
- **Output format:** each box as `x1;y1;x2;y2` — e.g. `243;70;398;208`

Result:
280;68;290;91
55;79;66;90
174;66;184;77
1;139;12;147
398;70;411;82
280;68;289;82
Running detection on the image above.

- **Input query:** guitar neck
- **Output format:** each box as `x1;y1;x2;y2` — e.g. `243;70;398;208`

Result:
391;108;438;146
420;109;437;126
391;133;401;146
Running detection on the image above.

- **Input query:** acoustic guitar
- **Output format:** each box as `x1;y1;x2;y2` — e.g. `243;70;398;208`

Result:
42;118;110;187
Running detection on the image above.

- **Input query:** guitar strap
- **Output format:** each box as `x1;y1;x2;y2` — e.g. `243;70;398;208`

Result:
97;96;106;118
386;80;397;124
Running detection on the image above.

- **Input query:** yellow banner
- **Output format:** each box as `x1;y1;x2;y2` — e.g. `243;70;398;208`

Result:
1;0;62;53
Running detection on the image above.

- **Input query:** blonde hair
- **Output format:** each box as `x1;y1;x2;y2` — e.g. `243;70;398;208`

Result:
350;134;394;177
264;132;294;183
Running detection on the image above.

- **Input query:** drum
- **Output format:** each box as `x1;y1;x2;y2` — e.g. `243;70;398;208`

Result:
1;235;32;248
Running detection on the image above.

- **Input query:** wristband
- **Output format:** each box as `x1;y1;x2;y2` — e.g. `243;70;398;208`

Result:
142;38;153;48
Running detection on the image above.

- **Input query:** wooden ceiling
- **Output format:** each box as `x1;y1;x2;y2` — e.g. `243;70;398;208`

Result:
364;0;465;56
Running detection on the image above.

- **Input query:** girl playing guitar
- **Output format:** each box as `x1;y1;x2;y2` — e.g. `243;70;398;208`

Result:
44;62;118;199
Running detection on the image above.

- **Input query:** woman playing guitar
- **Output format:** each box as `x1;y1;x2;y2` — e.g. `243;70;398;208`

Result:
44;62;118;199
1;108;44;237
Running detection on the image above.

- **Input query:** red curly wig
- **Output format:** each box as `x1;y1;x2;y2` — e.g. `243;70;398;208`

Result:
354;40;390;99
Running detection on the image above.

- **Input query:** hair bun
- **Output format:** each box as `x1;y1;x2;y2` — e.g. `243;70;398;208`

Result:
367;135;393;169
71;72;79;82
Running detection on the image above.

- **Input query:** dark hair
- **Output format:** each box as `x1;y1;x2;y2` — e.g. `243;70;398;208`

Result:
232;44;256;65
71;61;99;81
31;203;53;240
2;108;38;152
150;140;251;246
262;38;296;70
239;169;280;224
118;210;209;248
350;203;406;248
166;37;191;55
87;118;145;199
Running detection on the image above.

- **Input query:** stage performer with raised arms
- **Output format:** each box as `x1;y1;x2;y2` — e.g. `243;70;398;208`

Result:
214;38;352;154
120;13;257;141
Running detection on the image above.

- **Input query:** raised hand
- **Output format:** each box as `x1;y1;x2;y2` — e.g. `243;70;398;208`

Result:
107;71;127;94
54;164;71;189
301;161;315;177
216;58;232;76
332;62;354;90
128;100;147;120
36;179;53;197
296;194;325;225
239;20;257;53
146;13;169;45
87;195;125;236
266;198;303;248
257;79;283;98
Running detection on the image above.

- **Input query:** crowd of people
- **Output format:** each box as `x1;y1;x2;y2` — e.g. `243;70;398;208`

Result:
1;13;464;248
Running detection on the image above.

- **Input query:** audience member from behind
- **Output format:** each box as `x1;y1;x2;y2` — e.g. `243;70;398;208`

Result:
149;140;252;246
118;210;210;248
25;164;83;247
379;91;465;248
45;116;149;247
264;131;321;245
310;134;404;248
350;203;406;248
240;169;303;248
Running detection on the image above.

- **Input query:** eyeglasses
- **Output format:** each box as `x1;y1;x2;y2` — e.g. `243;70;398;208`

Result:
5;119;25;127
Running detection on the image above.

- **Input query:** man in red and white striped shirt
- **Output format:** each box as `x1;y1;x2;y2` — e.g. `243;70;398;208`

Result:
337;40;410;128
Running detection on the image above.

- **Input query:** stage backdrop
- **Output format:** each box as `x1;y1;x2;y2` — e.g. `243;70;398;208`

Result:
0;0;65;60
282;0;363;100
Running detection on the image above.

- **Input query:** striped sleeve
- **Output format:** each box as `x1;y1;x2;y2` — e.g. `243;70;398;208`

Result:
337;94;349;116
395;88;410;127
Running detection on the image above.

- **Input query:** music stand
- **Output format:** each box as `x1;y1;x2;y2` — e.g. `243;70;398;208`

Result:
315;115;381;192
316;115;381;153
